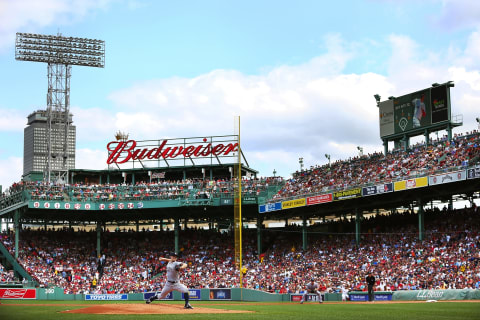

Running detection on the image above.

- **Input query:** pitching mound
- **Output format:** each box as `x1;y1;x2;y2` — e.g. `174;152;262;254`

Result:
62;303;253;314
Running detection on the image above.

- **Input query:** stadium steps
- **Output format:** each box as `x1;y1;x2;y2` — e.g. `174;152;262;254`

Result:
0;191;28;217
0;241;36;285
257;183;285;205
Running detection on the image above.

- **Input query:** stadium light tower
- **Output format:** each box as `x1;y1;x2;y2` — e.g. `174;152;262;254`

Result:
15;32;105;183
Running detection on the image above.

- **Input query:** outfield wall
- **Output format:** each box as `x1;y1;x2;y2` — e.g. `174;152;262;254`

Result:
393;289;480;301
1;287;478;301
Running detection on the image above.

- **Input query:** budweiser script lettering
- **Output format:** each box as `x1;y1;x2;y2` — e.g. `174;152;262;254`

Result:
2;289;27;298
107;139;238;164
416;290;444;299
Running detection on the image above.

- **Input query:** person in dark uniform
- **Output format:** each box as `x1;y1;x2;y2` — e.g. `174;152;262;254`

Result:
366;271;376;302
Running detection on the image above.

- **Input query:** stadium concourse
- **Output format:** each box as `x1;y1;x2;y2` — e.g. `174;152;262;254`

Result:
0;129;479;295
0;206;479;295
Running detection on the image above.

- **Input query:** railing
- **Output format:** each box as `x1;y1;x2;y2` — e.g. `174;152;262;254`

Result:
267;164;474;204
0;190;26;211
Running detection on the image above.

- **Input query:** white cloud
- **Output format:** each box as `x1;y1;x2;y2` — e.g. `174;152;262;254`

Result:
0;0;112;52
0;108;26;132
76;148;109;171
0;156;22;189
435;0;480;30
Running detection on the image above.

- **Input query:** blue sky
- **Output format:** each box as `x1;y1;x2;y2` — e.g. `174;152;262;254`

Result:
1;0;480;188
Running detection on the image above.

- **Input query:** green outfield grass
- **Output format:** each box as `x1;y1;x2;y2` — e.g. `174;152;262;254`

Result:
0;300;479;320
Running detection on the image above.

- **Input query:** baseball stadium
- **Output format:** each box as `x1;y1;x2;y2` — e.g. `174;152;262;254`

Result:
1;33;480;320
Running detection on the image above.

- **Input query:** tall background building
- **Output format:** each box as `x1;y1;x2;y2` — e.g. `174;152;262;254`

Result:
23;110;76;182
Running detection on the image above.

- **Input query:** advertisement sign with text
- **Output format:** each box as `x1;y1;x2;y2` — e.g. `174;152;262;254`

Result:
282;198;306;210
259;202;282;213
307;194;333;205
333;188;361;201
209;288;231;300
290;294;322;302
467;166;480;179
182;289;201;300
362;183;393;196
429;170;466;186
394;177;428;191
0;288;36;299
379;99;395;138
85;294;128;300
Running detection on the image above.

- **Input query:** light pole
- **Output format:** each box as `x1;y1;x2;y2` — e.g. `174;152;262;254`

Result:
273;169;277;177
476;117;480;130
299;157;304;171
357;146;363;157
374;94;381;107
325;154;331;166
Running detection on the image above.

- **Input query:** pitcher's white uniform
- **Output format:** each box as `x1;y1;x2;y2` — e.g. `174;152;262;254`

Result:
156;260;189;299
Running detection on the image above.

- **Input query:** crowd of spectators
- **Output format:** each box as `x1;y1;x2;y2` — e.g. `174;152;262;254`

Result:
0;264;17;283
1;206;478;295
1;177;282;204
272;130;480;201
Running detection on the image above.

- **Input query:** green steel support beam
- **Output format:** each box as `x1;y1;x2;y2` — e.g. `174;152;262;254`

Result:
355;208;362;246
418;200;424;241
257;216;263;255
14;210;20;259
447;123;452;141
424;129;430;145
302;216;307;251
96;221;101;257
174;218;180;254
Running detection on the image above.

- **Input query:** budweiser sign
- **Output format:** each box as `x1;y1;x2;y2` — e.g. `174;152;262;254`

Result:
107;138;238;165
0;288;36;299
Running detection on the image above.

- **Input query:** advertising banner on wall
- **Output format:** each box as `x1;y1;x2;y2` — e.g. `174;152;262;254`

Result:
379;99;395;138
85;294;128;300
333;188;361;201
0;288;36;299
290;293;322;302
282;198;306;210
394;177;428;191
429;170;466;186
182;289;201;300
259;202;282;213
362;183;393;196
467;166;480;179
306;194;333;205
209;288;231;300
